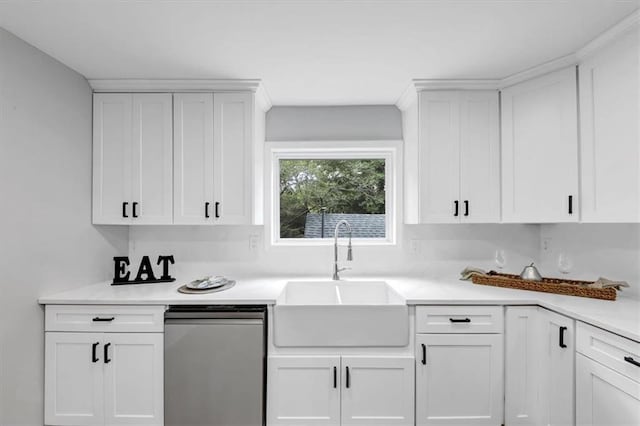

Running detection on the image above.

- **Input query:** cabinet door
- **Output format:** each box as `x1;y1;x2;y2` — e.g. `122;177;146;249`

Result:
576;353;640;426
173;93;215;224
131;94;173;224
540;309;575;426
341;356;414;426
416;334;503;425
418;91;461;223
579;30;640;222
44;332;104;426
459;91;500;223
268;356;341;426
93;93;133;224
501;67;579;223
103;333;163;426
213;92;253;225
505;306;541;426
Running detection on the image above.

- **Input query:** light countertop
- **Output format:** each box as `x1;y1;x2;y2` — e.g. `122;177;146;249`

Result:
39;273;640;342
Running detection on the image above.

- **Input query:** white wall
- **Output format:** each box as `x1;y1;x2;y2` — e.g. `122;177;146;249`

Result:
129;223;540;280
0;28;128;425
266;105;402;141
539;224;640;299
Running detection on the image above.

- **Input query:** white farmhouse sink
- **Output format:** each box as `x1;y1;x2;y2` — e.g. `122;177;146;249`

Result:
273;280;409;347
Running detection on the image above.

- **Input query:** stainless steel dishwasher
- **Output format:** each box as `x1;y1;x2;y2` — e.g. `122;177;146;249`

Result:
164;305;266;426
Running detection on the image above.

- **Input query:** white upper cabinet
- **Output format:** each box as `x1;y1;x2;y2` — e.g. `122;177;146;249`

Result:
173;93;215;225
501;67;579;223
213;92;253;225
415;90;499;223
93;94;133;225
93;93;173;225
579;29;640;223
173;92;254;225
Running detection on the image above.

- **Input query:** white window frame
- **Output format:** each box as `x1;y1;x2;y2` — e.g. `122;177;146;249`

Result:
266;140;401;246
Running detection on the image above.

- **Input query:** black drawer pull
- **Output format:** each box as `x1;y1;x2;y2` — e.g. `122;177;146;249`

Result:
205;202;210;218
215;202;220;218
464;200;469;217
122;202;128;218
568;195;573;215
421;343;426;365
559;326;568;348
449;318;471;323
346;366;350;388
132;202;139;218
454;200;459;217
91;342;99;363
104;343;111;364
333;366;337;388
624;356;640;367
92;317;115;322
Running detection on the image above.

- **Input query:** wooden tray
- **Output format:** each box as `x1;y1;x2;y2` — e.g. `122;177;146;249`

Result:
471;272;616;301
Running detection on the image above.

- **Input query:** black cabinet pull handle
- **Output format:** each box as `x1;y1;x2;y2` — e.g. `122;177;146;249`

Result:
454;200;459;217
559;326;568;348
132;202;138;218
333;366;337;388
421;343;426;365
205;202;210;218
624;356;640;367
464;200;469;217
449;318;471;323
122;202;128;218
215;202;220;218
568;195;573;215
104;343;111;364
92;316;115;322
92;342;99;363
346;366;350;388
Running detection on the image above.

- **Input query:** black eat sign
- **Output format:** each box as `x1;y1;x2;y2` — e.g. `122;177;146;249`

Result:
112;255;175;285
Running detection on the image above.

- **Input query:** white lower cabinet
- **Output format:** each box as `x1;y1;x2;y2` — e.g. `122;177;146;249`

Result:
539;309;574;426
576;354;640;426
576;322;640;426
44;305;164;426
415;334;503;425
505;307;575;426
268;355;414;426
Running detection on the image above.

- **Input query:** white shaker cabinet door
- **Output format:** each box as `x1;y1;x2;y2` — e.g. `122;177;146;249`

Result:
93;94;133;224
504;306;541;426
173;93;215;224
418;91;461;223
102;333;163;426
213;92;253;225
416;334;503;425
341;356;414;426
268;356;341;426
44;333;104;426
540;309;575;426
579;29;640;223
576;353;640;426
501;67;579;223
130;94;173;224
459;91;500;223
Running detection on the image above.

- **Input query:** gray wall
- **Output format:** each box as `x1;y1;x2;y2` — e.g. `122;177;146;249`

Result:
0;28;128;425
266;105;402;141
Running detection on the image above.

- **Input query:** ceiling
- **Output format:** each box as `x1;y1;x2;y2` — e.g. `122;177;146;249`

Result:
0;0;637;105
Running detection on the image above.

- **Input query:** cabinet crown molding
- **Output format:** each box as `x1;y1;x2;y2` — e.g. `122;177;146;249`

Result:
88;79;272;111
397;9;639;109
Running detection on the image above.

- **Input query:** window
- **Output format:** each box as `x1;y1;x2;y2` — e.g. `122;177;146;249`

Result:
268;141;399;245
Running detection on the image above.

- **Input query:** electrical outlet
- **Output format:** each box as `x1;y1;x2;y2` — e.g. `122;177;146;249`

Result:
409;239;420;255
542;237;552;252
249;234;260;251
